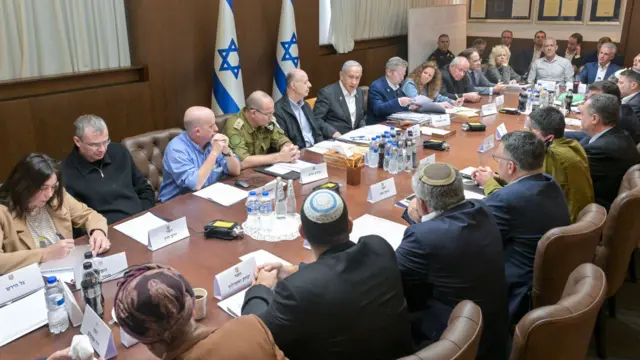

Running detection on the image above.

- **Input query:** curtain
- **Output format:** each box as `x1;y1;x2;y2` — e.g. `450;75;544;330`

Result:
0;0;130;81
329;0;463;53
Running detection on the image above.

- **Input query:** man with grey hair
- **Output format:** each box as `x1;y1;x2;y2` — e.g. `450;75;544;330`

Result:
62;115;155;224
440;56;481;102
578;42;621;84
367;56;418;124
313;61;367;135
527;38;574;84
578;93;640;209
274;68;339;149
473;131;570;325
397;162;508;360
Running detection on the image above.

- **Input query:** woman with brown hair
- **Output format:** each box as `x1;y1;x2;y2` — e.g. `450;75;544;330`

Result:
401;61;463;109
0;153;109;274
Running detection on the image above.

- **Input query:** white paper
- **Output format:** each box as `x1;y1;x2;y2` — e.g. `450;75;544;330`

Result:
578;83;587;94
367;178;397;203
194;182;248;206
464;190;485;200
387;111;433;124
239;250;292;266
0;263;43;305
0;288;47;347
217;288;247;318
495;95;505;107
421;127;450;136
460;167;477;178
213;257;256;300
113;213;167;246
350;215;407;250
95;252;128;282
264;164;292;175
496;123;508;140
147;217;190;251
420;154;436;166
331;142;355;157
341;124;391;144
275;160;315;173
300;162;329;185
40;245;92;272
81;305;117;359
565;118;581;127
481;103;498;116
446;106;478;114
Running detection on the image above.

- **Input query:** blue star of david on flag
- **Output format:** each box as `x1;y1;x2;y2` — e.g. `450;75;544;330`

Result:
280;33;299;68
218;39;241;79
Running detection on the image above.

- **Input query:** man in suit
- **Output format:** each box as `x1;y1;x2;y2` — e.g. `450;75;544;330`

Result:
366;56;418;124
578;94;640;210
460;48;506;95
274;69;339;149
439;56;481;102
582;37;624;67
512;30;545;77
578;42;621;85
618;69;640;119
397;163;509;360
560;33;584;74
313;61;366;135
242;189;414;360
473;131;571;324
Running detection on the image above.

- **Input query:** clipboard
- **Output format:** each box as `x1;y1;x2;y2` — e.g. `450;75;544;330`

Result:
254;166;300;180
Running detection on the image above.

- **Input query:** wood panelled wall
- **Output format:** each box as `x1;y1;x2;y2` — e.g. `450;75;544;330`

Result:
0;0;405;179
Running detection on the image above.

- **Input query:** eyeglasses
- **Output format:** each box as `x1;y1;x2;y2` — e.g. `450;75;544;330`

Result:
492;153;514;163
251;108;275;118
39;183;59;193
82;139;111;149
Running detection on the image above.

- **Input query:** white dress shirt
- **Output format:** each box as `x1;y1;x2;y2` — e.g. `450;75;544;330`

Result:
339;81;357;127
595;63;610;82
386;78;400;91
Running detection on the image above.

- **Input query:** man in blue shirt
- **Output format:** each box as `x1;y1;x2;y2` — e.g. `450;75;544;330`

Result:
158;106;242;202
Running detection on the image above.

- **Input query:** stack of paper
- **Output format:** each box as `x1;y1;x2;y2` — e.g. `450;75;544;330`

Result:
306;140;337;155
194;182;249;206
446;106;479;115
349;214;407;250
113;212;168;246
340;124;391;144
0;289;47;347
271;160;314;174
464;190;485;200
421;126;451;136
40;245;91;283
387;111;432;125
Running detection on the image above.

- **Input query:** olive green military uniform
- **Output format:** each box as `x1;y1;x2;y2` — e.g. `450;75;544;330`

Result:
223;108;292;161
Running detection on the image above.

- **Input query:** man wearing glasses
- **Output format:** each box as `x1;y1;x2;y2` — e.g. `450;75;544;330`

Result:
224;90;300;169
62;114;155;224
471;131;570;326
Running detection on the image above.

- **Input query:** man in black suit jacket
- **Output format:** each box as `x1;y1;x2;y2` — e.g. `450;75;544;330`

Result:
579;94;640;210
313;61;367;135
439;56;480;103
242;189;413;360
512;30;546;77
619;69;640;119
274;69;338;149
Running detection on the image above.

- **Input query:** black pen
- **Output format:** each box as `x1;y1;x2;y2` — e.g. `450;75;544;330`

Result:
55;232;65;240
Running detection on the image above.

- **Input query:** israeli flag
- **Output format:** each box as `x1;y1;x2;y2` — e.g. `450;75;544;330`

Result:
212;0;245;114
272;0;300;101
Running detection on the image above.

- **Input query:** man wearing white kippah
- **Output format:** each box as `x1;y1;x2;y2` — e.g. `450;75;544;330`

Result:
242;189;413;360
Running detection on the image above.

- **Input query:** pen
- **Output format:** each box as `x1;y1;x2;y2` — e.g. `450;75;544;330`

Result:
55;232;65;240
349;136;367;140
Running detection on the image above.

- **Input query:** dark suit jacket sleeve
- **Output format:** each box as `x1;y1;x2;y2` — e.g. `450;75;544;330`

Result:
439;77;458;100
274;111;294;145
482;192;511;246
578;65;589;84
369;84;405;118
131;155;155;210
396;227;431;311
357;91;367;128
312;88;339;135
305;103;334;140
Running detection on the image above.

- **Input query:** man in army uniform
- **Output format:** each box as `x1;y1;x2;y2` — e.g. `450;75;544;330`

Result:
223;90;300;169
427;34;455;69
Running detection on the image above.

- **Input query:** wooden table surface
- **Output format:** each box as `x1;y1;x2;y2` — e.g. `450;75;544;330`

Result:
3;91;554;359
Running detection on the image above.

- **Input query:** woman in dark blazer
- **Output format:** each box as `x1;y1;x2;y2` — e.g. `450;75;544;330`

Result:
485;45;521;84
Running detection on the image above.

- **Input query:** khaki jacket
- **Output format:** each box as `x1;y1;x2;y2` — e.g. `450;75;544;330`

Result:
0;190;108;274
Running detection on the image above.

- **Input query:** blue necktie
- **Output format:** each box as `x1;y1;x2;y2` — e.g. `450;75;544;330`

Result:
470;71;477;87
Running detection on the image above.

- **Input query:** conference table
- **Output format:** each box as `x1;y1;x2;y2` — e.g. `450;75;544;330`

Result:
4;91;572;359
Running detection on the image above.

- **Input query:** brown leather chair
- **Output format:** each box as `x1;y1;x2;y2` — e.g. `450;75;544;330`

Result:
121;128;183;197
532;203;607;308
360;85;369;113
510;263;607;360
306;97;317;109
397;300;482;360
215;113;233;131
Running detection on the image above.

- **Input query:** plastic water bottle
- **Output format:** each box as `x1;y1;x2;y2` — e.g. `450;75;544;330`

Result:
540;88;549;107
383;140;392;171
246;191;259;229
548;90;556;108
367;137;377;168
81;262;104;317
259;191;273;230
369;149;380;168
286;179;296;217
388;143;399;174
532;90;541;112
275;177;287;219
564;89;574;114
45;276;69;334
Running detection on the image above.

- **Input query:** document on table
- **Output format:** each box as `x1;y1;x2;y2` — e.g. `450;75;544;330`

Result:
113;212;167;245
350;214;407;250
264;164;293;175
0;288;47;347
387;112;432;124
464;190;485;200
341;124;391;144
446;106;479;114
239;249;292;266
274;160;315;173
40;245;91;273
306;140;336;154
194;182;248;206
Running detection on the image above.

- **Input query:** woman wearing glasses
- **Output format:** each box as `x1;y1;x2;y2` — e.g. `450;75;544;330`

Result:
0;153;110;274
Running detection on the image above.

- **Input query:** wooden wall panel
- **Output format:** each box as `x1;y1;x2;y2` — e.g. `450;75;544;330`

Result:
0;100;36;177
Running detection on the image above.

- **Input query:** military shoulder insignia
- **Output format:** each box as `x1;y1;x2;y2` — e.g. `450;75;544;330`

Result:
233;118;244;130
267;123;274;131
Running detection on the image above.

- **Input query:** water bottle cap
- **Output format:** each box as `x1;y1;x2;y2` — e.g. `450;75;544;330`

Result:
46;276;57;284
84;251;93;259
249;191;256;196
384;131;389;135
371;137;376;140
393;142;398;146
373;149;378;152
386;140;391;143
262;191;269;196
83;262;93;270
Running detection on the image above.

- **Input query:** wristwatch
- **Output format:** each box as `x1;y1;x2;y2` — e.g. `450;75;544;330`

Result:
222;150;232;157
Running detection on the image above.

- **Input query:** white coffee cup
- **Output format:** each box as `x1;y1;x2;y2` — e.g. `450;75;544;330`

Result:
193;288;208;320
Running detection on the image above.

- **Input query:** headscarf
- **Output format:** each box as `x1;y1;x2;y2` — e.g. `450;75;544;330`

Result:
114;264;195;344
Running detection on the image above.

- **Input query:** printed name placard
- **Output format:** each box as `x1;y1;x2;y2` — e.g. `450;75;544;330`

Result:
420;154;436;166
213;257;256;300
478;134;495;153
538;80;556;91
80;305;117;359
120;328;140;348
148;217;189;251
495;95;505;107
430;114;451;128
405;124;420;138
495;123;508;140
74;252;129;290
367;178;397;203
300;162;328;184
0;263;42;304
480;103;498;117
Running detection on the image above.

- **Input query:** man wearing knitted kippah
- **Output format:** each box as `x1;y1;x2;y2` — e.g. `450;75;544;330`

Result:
397;162;509;360
242;189;413;360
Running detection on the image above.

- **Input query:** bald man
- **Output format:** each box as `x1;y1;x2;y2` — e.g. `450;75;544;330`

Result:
274;69;339;149
158;106;241;202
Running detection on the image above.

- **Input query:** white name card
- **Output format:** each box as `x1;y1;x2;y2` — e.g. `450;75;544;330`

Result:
420;154;436;166
213;257;256;300
495;123;508;140
61;281;83;327
74;252;129;290
578;83;587;94
495;95;505;107
405;124;420;138
148;216;189;251
367;178;397;203
0;263;43;305
80;305;117;359
430;114;451;128
481;103;498;117
478;134;495;153
120;328;139;348
538;80;556;91
300;162;328;184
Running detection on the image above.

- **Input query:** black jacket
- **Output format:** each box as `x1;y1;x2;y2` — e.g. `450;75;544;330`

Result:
62;143;155;224
625;92;640;120
274;93;332;149
439;67;474;100
583;126;640;210
313;82;366;135
241;236;414;360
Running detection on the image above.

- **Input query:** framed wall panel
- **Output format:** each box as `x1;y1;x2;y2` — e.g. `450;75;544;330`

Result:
468;0;533;22
536;0;585;24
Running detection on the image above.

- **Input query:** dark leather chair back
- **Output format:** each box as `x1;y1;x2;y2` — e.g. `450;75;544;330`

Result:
121;128;183;197
360;85;369;113
532;203;607;308
510;263;607;360
215;113;233;132
595;164;640;297
397;300;482;360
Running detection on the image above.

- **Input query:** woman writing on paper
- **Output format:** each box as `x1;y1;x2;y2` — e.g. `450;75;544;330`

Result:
402;61;464;109
0;153;110;274
485;45;521;85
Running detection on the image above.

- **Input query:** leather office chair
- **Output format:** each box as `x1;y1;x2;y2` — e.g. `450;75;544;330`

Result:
619;164;640;283
397;300;482;360
122;128;183;198
532;203;607;308
306;97;317;109
510;263;607;360
215;113;233;132
360;85;369;113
